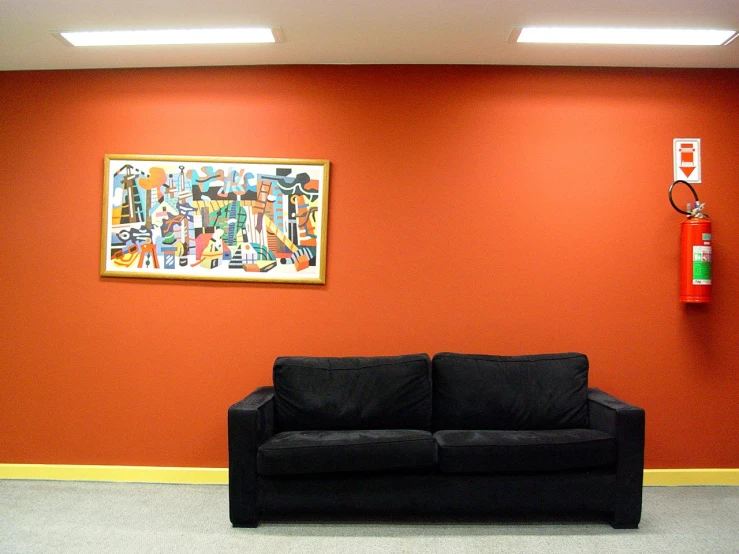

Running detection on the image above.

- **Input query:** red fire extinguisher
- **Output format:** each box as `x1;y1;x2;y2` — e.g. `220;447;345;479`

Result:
669;180;712;303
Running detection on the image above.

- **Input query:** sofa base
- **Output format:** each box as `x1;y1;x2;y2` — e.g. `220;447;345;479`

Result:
229;469;637;528
235;514;636;529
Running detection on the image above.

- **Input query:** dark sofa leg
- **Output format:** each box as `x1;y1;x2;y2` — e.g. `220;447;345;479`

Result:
610;508;640;529
610;489;642;529
610;520;639;529
232;520;259;528
229;491;258;528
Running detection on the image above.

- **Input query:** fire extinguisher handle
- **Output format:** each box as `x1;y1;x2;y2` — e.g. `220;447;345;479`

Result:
669;180;700;216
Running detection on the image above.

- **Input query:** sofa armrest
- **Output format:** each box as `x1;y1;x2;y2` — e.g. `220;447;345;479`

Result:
228;386;274;525
588;388;644;435
588;387;645;527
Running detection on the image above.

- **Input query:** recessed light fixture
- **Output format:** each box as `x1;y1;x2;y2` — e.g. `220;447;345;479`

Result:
511;27;737;46
58;27;283;47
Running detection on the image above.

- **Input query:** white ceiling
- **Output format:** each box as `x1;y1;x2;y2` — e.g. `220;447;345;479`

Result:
1;0;738;71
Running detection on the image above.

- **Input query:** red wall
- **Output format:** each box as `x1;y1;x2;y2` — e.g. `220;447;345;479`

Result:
1;66;737;469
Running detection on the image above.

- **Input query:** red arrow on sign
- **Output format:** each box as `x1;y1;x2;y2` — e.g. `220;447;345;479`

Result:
679;143;696;178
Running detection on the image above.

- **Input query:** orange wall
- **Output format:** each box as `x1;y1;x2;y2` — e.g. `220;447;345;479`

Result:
1;66;737;469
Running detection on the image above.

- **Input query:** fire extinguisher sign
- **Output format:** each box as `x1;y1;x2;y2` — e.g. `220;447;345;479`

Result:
673;138;701;183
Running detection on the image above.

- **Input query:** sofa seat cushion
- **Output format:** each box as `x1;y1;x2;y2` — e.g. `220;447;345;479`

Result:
435;429;616;473
257;429;437;476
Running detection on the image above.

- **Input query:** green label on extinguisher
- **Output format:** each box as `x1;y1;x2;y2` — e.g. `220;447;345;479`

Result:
692;246;712;285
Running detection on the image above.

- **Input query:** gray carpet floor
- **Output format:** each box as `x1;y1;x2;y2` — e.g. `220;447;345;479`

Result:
1;481;737;553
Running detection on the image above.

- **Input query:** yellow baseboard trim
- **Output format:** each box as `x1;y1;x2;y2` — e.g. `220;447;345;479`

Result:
0;465;736;486
643;469;739;486
0;464;227;485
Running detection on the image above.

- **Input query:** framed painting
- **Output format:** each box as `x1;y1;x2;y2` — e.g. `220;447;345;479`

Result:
101;155;330;284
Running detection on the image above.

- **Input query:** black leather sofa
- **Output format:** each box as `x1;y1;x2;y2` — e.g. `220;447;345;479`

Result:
228;353;645;528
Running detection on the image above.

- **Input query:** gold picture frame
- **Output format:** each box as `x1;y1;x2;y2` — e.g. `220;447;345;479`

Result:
101;154;330;284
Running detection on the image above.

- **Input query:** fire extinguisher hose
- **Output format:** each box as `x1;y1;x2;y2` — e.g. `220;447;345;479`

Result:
669;180;707;218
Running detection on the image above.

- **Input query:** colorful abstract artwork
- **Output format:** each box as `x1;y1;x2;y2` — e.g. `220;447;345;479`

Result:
101;155;330;284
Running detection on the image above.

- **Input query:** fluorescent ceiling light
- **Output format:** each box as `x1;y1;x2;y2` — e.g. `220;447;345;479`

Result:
59;28;281;47
515;27;737;46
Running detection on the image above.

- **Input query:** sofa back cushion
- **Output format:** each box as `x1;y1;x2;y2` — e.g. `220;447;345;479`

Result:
432;353;589;431
273;354;432;432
